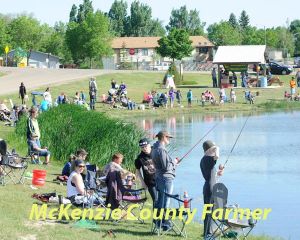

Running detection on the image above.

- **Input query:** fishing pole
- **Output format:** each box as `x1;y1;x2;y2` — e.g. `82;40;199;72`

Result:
178;123;219;164
222;114;250;168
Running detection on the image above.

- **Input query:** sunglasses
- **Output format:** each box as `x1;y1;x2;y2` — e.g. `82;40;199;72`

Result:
78;165;85;168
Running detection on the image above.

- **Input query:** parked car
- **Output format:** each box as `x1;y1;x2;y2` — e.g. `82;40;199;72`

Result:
149;62;170;71
269;61;293;75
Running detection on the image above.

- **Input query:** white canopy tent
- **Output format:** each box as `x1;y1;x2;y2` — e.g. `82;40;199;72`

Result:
213;45;266;64
213;45;267;87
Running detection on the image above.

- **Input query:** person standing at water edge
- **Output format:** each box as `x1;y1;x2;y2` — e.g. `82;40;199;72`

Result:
211;68;217;88
151;130;179;230
135;138;157;206
200;140;224;237
290;77;297;100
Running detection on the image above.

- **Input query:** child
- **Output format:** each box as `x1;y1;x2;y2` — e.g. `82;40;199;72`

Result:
230;89;236;103
176;90;182;106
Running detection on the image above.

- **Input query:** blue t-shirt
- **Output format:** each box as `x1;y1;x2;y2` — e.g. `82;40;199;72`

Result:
40;100;48;111
62;162;71;176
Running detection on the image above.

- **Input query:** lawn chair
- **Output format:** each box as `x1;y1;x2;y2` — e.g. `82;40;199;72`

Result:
27;141;42;164
152;191;193;238
105;170;147;223
206;183;257;240
0;139;29;185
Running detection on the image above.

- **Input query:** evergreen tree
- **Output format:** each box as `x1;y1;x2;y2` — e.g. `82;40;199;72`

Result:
228;13;238;29
239;10;250;29
69;4;77;23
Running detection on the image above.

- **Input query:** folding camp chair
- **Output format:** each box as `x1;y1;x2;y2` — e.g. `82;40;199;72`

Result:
105;170;147;223
152;191;193;238
0;139;29;185
206;183;257;240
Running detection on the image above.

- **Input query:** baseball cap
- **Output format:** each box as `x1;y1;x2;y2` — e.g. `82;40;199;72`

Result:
139;138;150;147
156;130;173;139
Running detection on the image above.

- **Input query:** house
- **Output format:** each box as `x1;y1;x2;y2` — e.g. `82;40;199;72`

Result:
104;36;214;70
7;50;60;69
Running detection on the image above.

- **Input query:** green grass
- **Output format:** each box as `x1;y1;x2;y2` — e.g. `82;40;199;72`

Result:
0;72;294;239
8;104;143;170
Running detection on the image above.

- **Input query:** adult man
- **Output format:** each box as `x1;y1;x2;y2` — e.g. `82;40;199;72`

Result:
135;138;156;205
19;82;27;105
28;136;50;165
211;68;217;88
89;77;98;97
200;140;223;237
27;107;41;146
151;130;178;230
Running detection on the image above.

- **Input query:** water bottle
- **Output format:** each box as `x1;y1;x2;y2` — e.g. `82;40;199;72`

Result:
183;191;189;208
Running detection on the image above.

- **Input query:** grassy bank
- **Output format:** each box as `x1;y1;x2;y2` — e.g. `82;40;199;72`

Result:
0;72;299;119
7;104;143;170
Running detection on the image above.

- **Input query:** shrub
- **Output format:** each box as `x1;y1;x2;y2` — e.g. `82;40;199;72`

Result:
11;105;144;170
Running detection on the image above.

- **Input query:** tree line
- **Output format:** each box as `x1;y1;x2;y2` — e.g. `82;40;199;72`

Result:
0;0;299;67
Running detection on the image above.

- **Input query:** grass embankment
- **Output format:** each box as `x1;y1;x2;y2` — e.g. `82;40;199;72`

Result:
8;104;143;170
0;72;293;239
1;72;299;120
0;123;278;240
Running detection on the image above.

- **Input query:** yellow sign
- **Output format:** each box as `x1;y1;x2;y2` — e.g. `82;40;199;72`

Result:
4;46;9;54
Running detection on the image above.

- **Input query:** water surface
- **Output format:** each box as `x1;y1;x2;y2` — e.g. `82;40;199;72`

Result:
133;111;300;240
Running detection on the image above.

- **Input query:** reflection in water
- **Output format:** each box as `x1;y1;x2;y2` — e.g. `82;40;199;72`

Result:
131;111;300;240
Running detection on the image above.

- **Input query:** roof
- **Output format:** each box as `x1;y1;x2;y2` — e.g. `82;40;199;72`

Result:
213;45;266;64
111;36;214;49
8;49;60;59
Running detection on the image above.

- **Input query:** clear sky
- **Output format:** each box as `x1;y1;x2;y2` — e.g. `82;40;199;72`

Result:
1;0;298;29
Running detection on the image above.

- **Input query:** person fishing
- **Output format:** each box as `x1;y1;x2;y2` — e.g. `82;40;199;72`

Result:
200;140;224;237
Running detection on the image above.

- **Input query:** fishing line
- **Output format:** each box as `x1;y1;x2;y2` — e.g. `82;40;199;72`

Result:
178;123;219;163
223;114;250;168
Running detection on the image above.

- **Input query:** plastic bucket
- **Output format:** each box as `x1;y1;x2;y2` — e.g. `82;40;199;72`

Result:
260;76;267;87
32;170;47;186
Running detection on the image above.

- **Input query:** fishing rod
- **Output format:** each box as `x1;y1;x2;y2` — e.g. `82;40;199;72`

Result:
222;114;250;168
178;123;219;164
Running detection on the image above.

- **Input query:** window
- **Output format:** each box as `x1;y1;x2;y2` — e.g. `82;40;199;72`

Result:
199;47;208;54
142;49;148;56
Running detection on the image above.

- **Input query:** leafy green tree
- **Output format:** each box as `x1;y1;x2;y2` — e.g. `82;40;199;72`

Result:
289;20;300;55
66;12;113;67
108;0;128;36
156;28;193;62
241;26;265;45
8;15;41;51
207;21;242;46
239;10;250;29
126;0;152;36
149;19;166;36
0;17;10;54
69;4;78;23
228;13;238;29
166;5;205;35
276;27;295;56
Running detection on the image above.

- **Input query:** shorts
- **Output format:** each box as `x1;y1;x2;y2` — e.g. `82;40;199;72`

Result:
291;88;296;95
39;150;51;157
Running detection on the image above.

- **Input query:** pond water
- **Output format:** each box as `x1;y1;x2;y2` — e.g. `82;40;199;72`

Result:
133;110;300;240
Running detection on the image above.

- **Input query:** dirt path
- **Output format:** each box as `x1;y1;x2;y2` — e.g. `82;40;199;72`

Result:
0;67;117;95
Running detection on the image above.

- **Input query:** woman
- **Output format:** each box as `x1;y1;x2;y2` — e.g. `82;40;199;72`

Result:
19;82;27;105
67;159;86;199
67;159;100;205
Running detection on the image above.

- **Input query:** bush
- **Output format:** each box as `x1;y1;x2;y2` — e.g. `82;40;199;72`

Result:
11;105;144;170
166;63;182;85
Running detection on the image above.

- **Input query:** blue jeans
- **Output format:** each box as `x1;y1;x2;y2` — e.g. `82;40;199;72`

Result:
155;176;174;209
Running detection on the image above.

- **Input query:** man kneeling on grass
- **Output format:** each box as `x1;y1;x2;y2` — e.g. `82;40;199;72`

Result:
28;136;50;165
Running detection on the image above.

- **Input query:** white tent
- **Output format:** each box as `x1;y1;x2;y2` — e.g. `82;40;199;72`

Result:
213;45;266;64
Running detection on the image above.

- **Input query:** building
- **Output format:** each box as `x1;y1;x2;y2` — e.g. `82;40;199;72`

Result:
103;36;214;70
7;50;60;69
